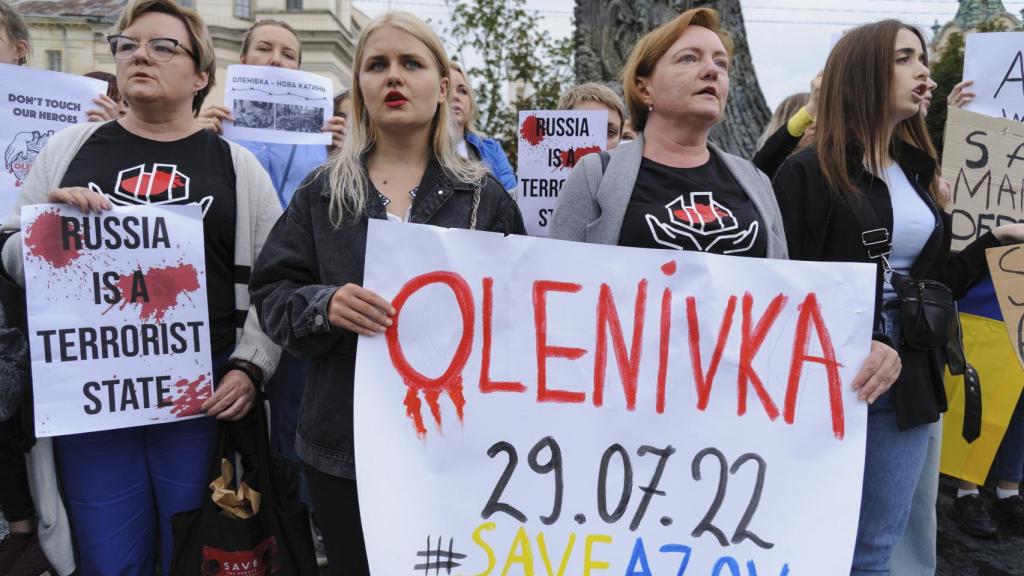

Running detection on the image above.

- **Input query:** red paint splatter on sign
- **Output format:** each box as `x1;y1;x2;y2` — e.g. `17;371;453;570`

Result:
661;260;677;276
674;203;727;224
24;209;82;269
120;171;185;198
108;263;200;322
171;374;210;418
557;145;602;170
520;114;544;146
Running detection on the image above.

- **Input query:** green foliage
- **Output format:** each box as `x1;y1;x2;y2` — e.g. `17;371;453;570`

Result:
444;0;575;164
927;32;964;153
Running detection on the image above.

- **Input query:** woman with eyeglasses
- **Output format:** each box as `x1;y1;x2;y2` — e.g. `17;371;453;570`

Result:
0;0;281;574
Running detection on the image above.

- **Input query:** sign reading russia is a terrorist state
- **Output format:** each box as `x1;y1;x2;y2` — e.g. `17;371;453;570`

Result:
355;220;874;576
517;109;606;236
22;204;211;437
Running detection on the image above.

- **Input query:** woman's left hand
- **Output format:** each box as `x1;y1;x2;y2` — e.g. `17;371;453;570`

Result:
323;115;347;150
993;223;1024;244
851;340;901;404
86;95;120;122
203;369;256;420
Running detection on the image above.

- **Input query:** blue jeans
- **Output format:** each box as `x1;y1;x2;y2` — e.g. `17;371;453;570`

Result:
53;351;227;576
991;390;1024;483
888;418;941;576
851;307;932;575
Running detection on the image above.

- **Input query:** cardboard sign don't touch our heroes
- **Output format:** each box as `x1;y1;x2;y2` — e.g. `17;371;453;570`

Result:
355;220;874;575
517;110;607;236
22;204;212;437
942;108;1024;251
222;64;333;146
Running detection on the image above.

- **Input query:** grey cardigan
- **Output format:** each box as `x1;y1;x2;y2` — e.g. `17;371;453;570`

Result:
0;121;283;575
549;134;789;259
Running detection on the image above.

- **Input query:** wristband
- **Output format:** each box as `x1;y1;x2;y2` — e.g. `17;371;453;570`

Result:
786;106;815;138
224;359;263;388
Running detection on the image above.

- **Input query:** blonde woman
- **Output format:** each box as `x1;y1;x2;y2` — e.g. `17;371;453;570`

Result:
249;12;524;574
448;62;517;190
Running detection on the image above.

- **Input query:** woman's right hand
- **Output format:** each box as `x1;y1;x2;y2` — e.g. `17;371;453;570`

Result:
328;283;395;336
196;105;234;134
47;187;111;214
851;340;902;404
947;80;975;109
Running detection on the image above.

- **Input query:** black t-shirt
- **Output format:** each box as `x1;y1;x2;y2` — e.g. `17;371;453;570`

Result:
618;155;767;257
60;121;238;353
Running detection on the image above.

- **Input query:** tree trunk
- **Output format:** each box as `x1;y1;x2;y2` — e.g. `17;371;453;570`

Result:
574;0;771;158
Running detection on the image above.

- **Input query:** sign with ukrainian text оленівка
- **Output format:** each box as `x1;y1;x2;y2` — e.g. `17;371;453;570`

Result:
942;108;1024;252
355;220;874;575
22;204;212;437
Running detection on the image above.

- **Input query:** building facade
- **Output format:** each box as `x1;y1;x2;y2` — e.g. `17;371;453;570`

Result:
931;0;1020;54
11;0;364;108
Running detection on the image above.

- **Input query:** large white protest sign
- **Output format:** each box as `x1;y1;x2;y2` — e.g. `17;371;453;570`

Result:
1;64;106;218
222;64;332;145
22;204;212;437
964;32;1024;121
517;110;606;236
355;220;873;575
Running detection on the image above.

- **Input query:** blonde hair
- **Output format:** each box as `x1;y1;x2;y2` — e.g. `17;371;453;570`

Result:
0;0;30;65
757;91;809;148
114;0;216;116
448;61;478;134
557;82;625;131
622;7;733;132
323;11;488;227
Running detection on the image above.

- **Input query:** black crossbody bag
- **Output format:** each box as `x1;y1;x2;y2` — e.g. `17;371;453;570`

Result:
850;196;982;442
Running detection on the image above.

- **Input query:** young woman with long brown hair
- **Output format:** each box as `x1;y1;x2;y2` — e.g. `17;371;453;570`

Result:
774;21;1024;574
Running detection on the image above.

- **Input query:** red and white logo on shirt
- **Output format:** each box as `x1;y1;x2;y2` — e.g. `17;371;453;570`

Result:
645;191;759;254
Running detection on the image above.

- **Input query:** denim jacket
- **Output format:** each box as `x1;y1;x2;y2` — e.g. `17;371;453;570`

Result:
249;161;525;478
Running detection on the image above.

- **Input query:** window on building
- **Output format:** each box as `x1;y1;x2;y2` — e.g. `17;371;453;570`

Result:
46;50;62;71
286;0;303;10
234;0;252;19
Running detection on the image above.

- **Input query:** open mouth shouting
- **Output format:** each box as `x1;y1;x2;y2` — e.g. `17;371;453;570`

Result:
911;83;929;103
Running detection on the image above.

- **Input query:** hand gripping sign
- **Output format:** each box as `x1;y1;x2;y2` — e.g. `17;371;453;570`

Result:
22;204;212;436
355;220;875;576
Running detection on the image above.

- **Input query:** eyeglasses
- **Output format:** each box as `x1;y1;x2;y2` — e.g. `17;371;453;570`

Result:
106;35;196;63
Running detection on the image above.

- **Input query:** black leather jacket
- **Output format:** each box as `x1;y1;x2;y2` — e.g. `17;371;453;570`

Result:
773;142;998;430
250;160;524;478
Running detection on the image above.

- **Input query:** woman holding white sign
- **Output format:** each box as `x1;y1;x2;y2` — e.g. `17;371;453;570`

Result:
773;21;1024;575
250;11;524;575
0;1;282;574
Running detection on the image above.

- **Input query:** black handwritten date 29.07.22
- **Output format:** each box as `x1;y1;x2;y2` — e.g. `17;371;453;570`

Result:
480;437;773;550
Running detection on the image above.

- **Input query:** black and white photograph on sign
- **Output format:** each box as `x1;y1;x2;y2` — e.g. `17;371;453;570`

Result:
223;64;332;145
274;102;324;134
232;99;274;129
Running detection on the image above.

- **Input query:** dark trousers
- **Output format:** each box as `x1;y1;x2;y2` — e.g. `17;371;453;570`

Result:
304;463;369;576
0;417;34;524
265;352;311;506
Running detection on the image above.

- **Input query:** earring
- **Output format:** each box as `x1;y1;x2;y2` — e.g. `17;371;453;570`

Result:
647;104;653;112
